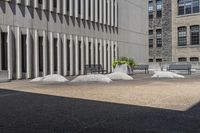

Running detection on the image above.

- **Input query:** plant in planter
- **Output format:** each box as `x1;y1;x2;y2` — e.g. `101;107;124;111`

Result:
112;57;136;69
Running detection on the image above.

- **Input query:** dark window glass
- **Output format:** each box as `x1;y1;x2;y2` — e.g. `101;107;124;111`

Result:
178;57;187;62
38;0;42;4
149;59;154;62
53;0;57;8
78;0;81;14
21;35;27;73
190;25;199;45
156;59;162;62
148;0;153;19
178;27;187;46
149;30;153;48
190;57;199;61
156;0;162;18
156;29;162;47
185;0;192;14
1;32;8;70
178;0;185;15
67;0;70;11
193;0;199;13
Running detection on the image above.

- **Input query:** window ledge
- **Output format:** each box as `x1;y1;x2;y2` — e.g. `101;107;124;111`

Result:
177;46;187;48
189;45;200;48
177;13;200;18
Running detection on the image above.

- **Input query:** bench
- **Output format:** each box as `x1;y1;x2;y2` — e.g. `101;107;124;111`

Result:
168;64;192;75
0;70;10;82
84;65;107;74
132;65;149;74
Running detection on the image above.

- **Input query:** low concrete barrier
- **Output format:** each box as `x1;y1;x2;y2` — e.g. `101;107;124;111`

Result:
0;71;10;82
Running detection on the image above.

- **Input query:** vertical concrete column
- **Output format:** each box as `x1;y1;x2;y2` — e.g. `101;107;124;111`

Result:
26;0;31;6
95;0;98;22
111;41;114;72
99;0;103;23
16;27;22;79
50;32;54;74
91;0;94;21
43;31;47;76
75;0;79;18
107;40;111;73
85;37;89;65
81;0;84;19
115;41;118;60
81;36;84;75
111;0;114;26
115;0;118;27
63;0;67;15
95;38;98;65
50;0;54;12
70;0;73;16
103;40;107;72
34;0;39;8
0;29;2;71
69;35;74;76
34;30;39;78
42;0;47;10
7;26;13;79
99;39;103;66
103;0;107;25
57;0;61;13
63;34;68;76
75;35;79;75
26;28;31;79
85;0;89;20
90;38;94;64
107;0;110;25
57;33;61;75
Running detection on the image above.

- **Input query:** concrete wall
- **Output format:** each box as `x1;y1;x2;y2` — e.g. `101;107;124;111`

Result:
118;0;148;63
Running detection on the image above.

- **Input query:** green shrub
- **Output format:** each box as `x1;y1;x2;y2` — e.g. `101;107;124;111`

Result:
112;57;136;68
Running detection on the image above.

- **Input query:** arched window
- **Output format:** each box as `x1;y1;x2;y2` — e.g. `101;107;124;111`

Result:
190;25;199;45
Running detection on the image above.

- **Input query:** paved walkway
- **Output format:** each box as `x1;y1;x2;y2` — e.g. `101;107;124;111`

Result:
0;75;200;133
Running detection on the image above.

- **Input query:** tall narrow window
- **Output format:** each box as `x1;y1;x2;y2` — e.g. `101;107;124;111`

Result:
78;0;81;15
148;0;153;19
67;0;70;11
190;25;199;45
178;0;185;15
156;0;162;18
149;30;153;48
156;29;162;47
178;27;187;46
193;0;199;13
1;32;8;70
21;35;27;73
53;0;57;8
185;0;192;14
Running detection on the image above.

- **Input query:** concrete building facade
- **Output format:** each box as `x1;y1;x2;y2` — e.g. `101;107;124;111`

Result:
0;0;148;80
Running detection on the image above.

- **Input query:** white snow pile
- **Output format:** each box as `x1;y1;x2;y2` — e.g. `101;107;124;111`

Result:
71;74;112;83
31;74;69;82
152;71;185;78
107;72;133;80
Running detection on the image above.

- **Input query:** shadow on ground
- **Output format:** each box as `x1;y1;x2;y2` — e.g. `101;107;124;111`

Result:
0;88;200;133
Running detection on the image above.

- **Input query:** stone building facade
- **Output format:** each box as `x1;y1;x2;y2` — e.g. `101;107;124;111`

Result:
0;0;148;80
148;0;172;63
172;0;200;63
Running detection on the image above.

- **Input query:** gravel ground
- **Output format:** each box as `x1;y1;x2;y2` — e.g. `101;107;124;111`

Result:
0;74;200;133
